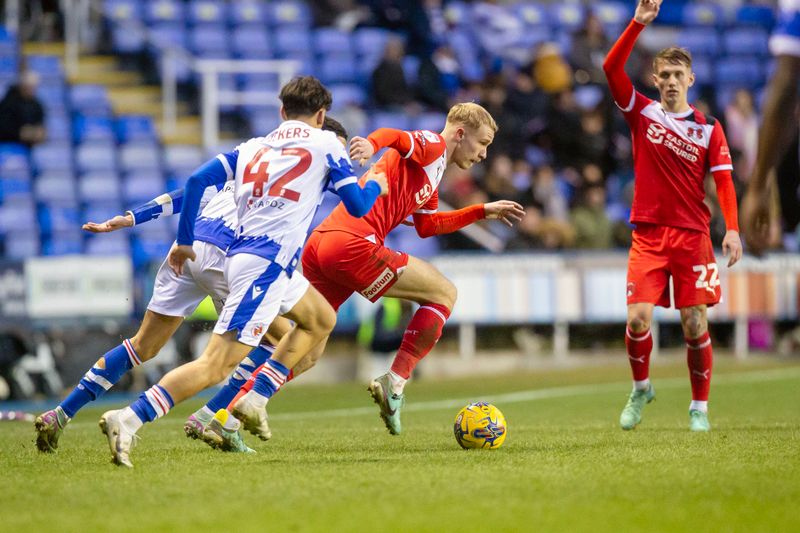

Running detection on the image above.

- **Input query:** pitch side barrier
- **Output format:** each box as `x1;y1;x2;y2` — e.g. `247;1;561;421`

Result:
417;252;800;359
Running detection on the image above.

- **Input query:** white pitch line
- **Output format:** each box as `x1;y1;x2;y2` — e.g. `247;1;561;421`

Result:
270;366;800;422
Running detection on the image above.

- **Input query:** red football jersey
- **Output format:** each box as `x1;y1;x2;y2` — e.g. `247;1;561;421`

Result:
618;91;733;233
316;129;447;243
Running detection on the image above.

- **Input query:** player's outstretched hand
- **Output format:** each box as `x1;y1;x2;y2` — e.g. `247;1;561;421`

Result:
740;188;772;257
365;167;389;196
484;200;525;227
722;230;743;268
82;213;134;233
168;244;196;276
634;0;661;25
349;136;375;166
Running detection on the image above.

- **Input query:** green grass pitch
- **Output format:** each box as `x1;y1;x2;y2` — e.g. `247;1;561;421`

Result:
2;357;798;532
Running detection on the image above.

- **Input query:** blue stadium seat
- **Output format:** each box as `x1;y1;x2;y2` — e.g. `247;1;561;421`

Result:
736;5;775;29
69;85;112;116
188;0;227;25
594;2;631;30
73;115;116;143
36;82;66;109
414;112;447;133
79;172;122;203
0;178;31;203
26;55;64;82
549;4;585;31
104;0;142;23
682;3;723;27
45;113;71;142
189;25;230;56
274;27;312;57
353;28;392;61
691;55;713;86
370;111;411;131
119;142;161;172
232;26;272;59
32;142;72;173
714;57;764;89
329;84;367;109
130;217;172;238
34;172;77;205
116;115;157;143
149;23;187;49
75;142;117;173
402;55;420;86
266;1;311;28
132;236;172;266
0;201;36;233
319;54;357;85
677;31;721;57
85;233;131;256
163;144;204;174
38;204;80;235
0;143;30;180
112;26;146;53
144;0;184;23
83;204;123;227
313;28;353;56
237;72;282;93
443;2;471;28
6;234;40;258
0;56;18;77
516;3;548;27
249;109;282;136
122;171;165;203
723;28;769;57
42;230;82;256
230;0;268;25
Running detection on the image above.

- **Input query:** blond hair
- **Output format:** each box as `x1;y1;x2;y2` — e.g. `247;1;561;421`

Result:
446;102;498;133
653;46;692;71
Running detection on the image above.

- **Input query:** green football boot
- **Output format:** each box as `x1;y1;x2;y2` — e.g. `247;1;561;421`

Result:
368;373;404;435
689;409;711;432
34;407;70;453
619;384;656;430
206;410;255;453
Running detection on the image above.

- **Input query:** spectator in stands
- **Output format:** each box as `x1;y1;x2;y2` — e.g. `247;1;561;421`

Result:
504;70;549;144
370;37;413;109
569;13;611;86
724;88;759;180
483;154;523;204
531;165;569;222
472;0;525;63
416;44;460;112
570;183;613;249
0;71;46;146
532;42;572;95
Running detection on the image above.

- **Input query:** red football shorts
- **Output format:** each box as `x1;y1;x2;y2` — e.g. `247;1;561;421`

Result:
301;230;409;311
627;224;721;309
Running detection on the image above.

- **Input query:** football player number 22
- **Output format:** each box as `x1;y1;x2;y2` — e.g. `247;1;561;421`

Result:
243;147;311;200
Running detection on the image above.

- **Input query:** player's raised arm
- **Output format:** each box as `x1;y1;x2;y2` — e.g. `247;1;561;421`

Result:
603;0;660;110
351;128;444;167
170;151;237;275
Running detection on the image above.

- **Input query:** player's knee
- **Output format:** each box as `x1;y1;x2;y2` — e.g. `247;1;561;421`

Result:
628;315;650;333
682;314;706;339
434;279;457;311
314;306;337;335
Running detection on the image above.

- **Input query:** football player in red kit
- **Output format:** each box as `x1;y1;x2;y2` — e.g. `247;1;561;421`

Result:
603;0;742;431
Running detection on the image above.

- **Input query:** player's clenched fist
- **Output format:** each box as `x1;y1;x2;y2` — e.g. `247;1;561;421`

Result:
484;200;525;227
168;244;196;276
82;213;134;233
349;136;375;166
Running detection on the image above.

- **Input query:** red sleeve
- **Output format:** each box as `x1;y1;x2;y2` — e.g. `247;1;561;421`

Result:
603;20;646;114
707;121;734;173
712;170;739;232
367;128;446;166
411;204;485;238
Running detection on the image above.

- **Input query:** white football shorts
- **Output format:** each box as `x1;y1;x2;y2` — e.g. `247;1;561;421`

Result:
214;253;309;346
147;240;228;317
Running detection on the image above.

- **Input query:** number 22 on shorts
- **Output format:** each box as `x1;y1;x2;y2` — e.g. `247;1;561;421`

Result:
693;263;719;294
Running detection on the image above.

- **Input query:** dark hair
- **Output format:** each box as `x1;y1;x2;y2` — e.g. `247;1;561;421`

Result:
322;116;348;140
279;76;332;118
653;46;692;71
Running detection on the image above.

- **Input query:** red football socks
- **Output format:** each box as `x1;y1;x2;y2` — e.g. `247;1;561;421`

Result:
390;303;451;379
686;331;713;402
626;327;653;384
